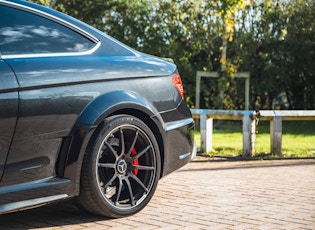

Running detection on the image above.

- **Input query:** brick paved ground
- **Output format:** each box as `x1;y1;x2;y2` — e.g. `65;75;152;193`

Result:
0;157;314;230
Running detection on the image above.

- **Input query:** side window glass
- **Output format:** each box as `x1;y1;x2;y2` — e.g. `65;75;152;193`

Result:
0;5;96;55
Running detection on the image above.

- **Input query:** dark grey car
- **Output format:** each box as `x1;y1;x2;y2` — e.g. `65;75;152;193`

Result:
0;0;195;218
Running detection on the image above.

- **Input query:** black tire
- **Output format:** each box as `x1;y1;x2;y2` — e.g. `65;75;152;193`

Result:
77;115;161;218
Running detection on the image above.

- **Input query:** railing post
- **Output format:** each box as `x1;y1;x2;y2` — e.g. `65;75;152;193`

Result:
243;111;256;157
200;113;206;153
270;110;282;156
206;118;213;153
200;113;213;153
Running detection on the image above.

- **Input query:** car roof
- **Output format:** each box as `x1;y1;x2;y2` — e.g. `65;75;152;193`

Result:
0;0;144;55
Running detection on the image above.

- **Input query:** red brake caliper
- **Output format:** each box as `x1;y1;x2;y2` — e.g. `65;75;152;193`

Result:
131;147;139;176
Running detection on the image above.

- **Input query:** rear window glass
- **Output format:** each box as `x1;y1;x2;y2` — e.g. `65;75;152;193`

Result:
0;5;96;55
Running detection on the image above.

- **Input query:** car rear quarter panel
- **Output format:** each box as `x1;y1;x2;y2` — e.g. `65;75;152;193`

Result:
1;54;179;189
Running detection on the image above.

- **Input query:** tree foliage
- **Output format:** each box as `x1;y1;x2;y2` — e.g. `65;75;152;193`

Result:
30;0;315;109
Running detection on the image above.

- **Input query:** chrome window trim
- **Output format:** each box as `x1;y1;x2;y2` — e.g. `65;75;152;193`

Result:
2;41;101;59
0;0;99;43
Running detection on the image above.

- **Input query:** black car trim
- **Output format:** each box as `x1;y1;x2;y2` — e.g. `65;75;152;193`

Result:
0;176;70;195
0;194;68;213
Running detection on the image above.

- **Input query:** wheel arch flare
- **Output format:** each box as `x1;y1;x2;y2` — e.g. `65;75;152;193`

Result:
59;90;166;195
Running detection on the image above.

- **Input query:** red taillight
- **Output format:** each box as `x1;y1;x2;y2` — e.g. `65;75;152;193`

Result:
172;74;184;99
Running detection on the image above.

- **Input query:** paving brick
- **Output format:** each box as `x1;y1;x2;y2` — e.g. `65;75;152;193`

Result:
0;158;314;229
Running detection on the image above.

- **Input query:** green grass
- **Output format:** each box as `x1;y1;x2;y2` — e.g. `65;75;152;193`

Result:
195;120;315;158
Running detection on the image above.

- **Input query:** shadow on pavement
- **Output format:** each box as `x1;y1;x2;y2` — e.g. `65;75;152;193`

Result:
0;200;109;229
0;157;314;229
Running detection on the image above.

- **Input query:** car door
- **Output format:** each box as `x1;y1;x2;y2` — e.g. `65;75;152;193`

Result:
0;59;19;181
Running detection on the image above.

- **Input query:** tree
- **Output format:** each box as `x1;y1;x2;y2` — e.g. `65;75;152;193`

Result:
281;0;315;109
29;0;315;109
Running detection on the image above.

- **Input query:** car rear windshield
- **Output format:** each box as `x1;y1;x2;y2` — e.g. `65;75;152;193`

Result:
0;5;96;55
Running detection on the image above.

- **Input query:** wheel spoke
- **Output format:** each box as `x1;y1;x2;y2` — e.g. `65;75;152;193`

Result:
131;145;151;160
104;141;118;159
125;177;135;206
115;177;123;204
130;174;149;193
119;128;125;156
134;165;154;171
98;163;116;168
104;174;118;189
126;130;139;157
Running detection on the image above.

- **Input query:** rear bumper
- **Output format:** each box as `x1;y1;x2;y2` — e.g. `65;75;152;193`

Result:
162;118;195;177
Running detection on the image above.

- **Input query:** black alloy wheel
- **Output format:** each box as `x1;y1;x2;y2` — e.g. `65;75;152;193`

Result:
77;115;161;217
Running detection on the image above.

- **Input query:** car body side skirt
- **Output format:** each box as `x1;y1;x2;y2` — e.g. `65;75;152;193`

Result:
0;177;72;214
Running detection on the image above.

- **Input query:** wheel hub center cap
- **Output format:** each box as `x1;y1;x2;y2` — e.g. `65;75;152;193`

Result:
117;159;128;174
